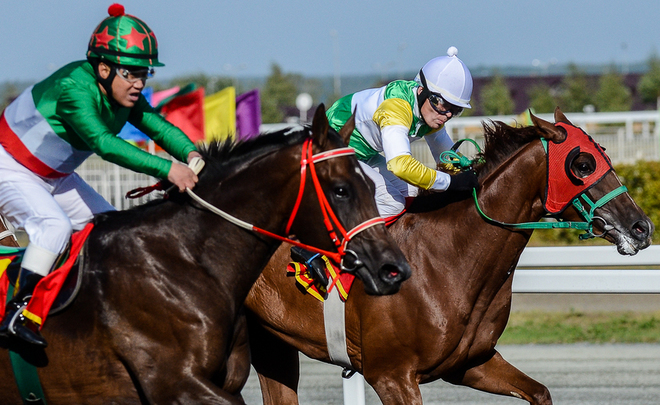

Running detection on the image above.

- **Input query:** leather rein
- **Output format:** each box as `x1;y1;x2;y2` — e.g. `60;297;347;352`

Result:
185;137;385;270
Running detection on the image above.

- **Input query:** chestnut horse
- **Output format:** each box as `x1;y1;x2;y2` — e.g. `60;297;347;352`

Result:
244;109;653;405
0;106;410;404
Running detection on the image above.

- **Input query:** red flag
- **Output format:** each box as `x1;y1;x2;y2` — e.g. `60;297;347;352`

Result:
236;89;262;141
158;85;206;143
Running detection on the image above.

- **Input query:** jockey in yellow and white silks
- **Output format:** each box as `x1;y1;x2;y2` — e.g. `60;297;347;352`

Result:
327;47;478;219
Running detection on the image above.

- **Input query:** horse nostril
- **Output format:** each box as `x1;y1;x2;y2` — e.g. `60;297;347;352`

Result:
380;264;402;284
632;220;650;240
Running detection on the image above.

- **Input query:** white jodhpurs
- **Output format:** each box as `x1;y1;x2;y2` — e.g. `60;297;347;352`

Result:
359;154;419;218
0;144;115;275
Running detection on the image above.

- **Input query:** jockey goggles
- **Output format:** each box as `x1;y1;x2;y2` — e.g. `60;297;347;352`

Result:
428;93;464;117
116;66;156;83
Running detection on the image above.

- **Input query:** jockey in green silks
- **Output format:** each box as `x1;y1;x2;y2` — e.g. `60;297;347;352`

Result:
0;4;201;347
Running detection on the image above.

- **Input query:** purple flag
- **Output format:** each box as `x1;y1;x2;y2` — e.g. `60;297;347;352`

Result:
236;89;262;141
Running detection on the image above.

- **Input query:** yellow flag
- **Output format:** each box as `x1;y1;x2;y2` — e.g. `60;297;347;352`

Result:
204;87;236;142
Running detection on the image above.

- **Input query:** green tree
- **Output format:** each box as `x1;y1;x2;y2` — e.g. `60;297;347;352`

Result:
595;69;632;112
260;63;300;123
558;64;593;112
637;53;660;104
528;83;557;114
481;74;514;116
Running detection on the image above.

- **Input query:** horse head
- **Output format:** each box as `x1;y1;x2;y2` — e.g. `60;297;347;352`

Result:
192;104;410;295
529;108;653;254
289;105;411;294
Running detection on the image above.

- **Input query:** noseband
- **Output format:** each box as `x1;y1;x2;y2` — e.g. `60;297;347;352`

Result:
186;137;385;271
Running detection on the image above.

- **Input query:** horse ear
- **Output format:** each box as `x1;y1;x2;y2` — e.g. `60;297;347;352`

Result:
553;106;573;126
311;103;329;146
530;109;567;143
338;112;356;146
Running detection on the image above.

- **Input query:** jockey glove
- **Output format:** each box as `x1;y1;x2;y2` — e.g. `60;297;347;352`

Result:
446;170;479;192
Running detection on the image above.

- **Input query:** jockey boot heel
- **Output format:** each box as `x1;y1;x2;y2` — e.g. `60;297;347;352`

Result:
290;246;329;286
0;269;46;346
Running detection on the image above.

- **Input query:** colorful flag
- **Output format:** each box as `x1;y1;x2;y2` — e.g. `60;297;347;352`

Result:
152;86;180;107
236;89;262;141
157;84;206;143
204;87;236;142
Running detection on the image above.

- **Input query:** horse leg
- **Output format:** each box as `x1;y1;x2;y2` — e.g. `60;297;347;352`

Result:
366;368;423;405
223;312;251;396
446;350;552;405
248;313;301;405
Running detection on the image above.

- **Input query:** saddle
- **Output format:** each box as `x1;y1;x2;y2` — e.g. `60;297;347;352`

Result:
0;248;83;316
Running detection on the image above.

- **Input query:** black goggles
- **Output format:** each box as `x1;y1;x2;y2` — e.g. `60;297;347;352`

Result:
428;94;463;117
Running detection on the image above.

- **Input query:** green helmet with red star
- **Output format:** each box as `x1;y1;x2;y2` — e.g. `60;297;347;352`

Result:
87;4;164;68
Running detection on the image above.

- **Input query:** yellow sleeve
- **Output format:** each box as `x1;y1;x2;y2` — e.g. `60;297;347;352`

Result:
373;98;414;129
386;154;437;190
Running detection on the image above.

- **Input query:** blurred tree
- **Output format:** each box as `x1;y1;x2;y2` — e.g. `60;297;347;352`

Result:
637;52;660;104
481;74;514;116
528;83;557;114
261;63;300;123
595;68;632;112
558;64;593;112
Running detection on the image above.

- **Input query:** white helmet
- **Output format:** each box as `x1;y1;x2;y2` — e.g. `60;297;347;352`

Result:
415;46;473;108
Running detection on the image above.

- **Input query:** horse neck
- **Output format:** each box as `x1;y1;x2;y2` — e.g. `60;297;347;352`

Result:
400;140;548;286
477;139;548;227
182;150;302;295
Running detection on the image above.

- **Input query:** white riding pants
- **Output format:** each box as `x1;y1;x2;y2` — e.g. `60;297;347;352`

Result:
0;144;115;275
359;154;419;218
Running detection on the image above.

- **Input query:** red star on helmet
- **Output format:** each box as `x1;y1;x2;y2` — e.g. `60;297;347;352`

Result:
93;26;114;50
121;27;149;51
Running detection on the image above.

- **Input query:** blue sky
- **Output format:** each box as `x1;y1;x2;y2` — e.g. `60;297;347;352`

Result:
1;0;658;83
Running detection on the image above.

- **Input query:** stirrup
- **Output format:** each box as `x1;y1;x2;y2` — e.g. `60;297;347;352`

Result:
10;306;47;347
0;301;23;337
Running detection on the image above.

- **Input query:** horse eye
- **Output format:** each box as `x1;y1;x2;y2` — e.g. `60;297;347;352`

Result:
334;186;350;199
571;153;596;178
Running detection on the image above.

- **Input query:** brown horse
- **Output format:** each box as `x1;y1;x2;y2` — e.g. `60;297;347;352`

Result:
0;106;410;404
244;109;653;405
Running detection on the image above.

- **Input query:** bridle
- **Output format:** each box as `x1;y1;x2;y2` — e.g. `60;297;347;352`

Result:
185;137;385;271
441;125;627;240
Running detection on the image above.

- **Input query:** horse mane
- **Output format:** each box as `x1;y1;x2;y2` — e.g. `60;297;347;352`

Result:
408;120;541;213
472;120;542;180
197;126;309;180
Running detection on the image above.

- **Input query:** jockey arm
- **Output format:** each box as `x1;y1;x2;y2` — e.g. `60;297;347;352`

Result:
374;98;451;191
57;82;197;180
